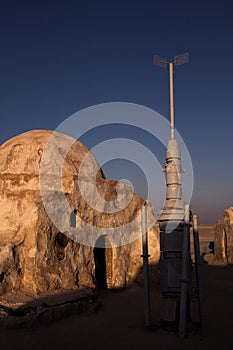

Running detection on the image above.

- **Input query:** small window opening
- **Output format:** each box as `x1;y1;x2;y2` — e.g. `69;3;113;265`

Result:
70;210;77;228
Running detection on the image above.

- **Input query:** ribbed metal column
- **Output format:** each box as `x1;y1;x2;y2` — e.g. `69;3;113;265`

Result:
192;214;204;328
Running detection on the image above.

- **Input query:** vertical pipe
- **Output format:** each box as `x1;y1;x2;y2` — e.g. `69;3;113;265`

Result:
141;202;151;326
179;204;190;337
169;62;175;140
192;214;204;328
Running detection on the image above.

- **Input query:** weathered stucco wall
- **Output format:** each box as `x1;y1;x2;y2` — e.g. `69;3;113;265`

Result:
214;207;233;264
0;130;160;300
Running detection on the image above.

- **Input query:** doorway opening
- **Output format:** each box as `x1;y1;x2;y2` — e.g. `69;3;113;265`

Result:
222;228;228;262
94;235;112;289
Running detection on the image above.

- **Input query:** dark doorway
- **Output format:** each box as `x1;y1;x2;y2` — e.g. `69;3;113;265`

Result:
94;236;107;289
222;228;228;261
94;247;107;288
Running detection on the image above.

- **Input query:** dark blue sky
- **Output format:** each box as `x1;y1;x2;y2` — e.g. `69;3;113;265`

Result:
0;0;232;223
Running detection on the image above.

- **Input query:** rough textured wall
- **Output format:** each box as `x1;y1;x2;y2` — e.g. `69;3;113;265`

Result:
0;130;159;297
214;207;233;264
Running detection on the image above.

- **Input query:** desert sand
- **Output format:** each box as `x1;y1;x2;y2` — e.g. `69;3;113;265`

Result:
1;225;233;350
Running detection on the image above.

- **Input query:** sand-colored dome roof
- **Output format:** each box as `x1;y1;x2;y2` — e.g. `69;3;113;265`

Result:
0;129;93;175
0;129;102;192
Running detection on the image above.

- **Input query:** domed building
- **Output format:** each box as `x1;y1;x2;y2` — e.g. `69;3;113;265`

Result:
0;130;159;325
214;207;233;264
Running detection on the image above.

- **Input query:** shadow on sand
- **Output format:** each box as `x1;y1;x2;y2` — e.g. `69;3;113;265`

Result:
0;247;233;350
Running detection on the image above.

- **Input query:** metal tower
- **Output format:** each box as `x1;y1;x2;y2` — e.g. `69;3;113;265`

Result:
153;53;203;337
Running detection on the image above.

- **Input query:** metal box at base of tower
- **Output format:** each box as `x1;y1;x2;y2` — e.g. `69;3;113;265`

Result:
159;223;193;295
159;223;193;329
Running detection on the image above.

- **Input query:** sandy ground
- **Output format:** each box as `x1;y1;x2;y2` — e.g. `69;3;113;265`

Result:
1;225;233;350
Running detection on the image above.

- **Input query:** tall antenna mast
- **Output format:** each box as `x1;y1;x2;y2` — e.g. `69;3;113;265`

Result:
154;52;189;140
169;62;175;139
154;52;189;223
